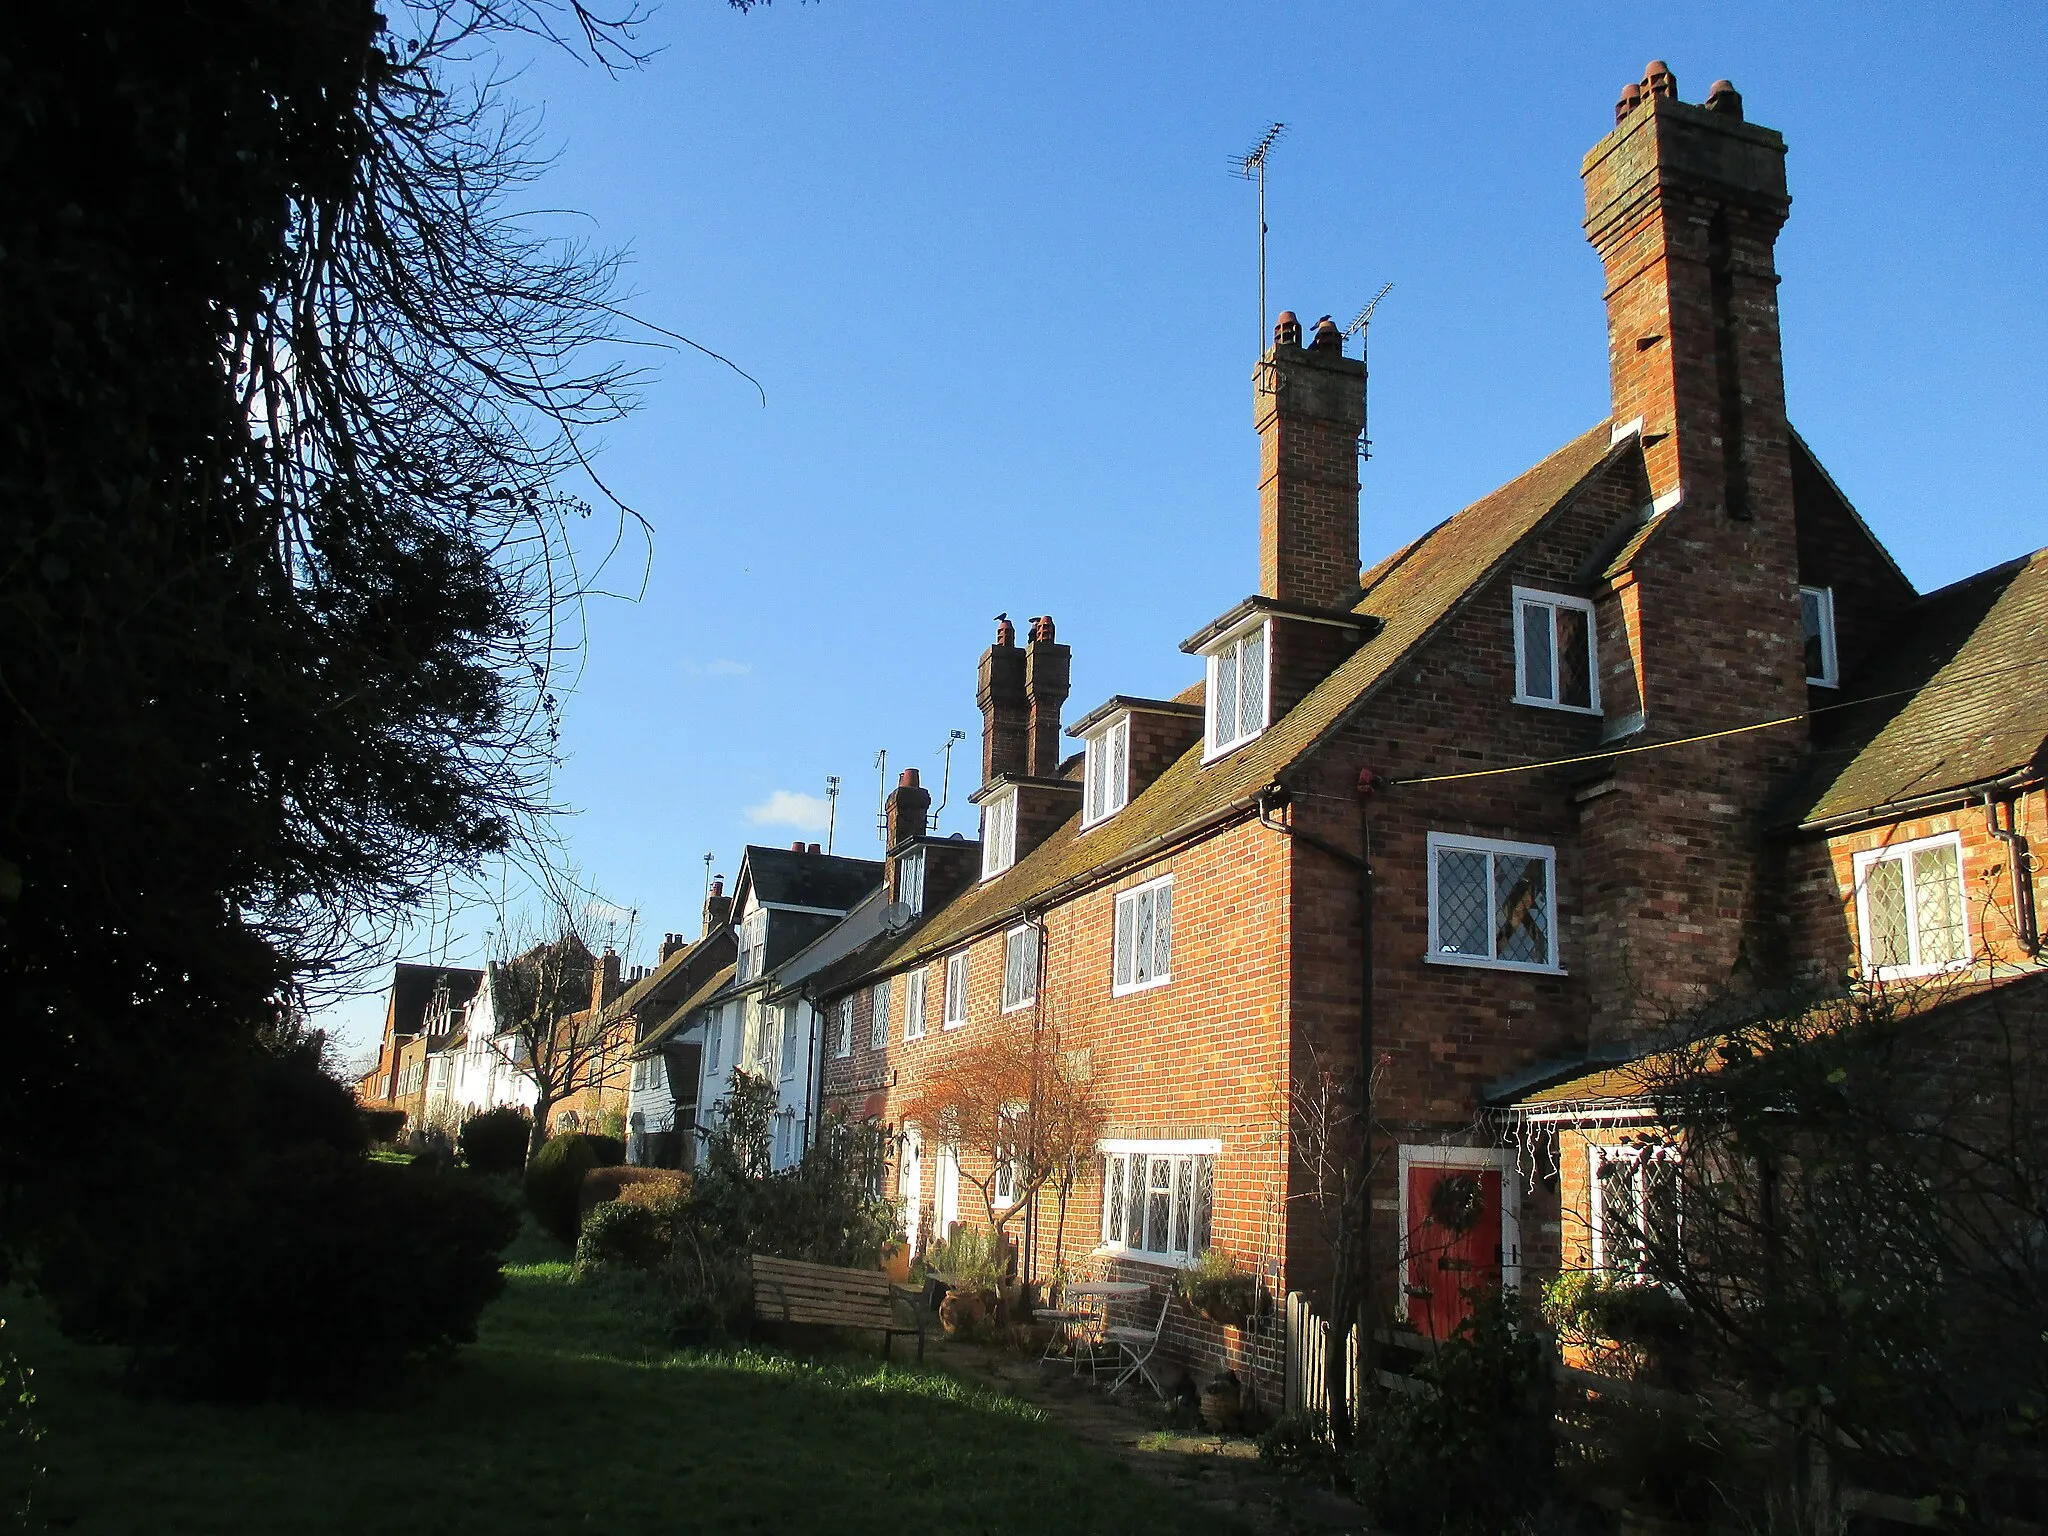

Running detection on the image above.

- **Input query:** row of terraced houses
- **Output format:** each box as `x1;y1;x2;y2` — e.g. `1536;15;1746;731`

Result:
364;66;2047;1387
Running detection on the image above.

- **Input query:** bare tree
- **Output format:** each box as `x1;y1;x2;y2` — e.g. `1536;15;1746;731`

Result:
484;894;628;1158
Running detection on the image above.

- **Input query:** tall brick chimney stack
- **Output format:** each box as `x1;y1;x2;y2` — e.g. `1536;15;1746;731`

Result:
885;767;931;850
1583;62;1805;727
977;615;1028;785
1255;309;1366;610
1585;62;1790;523
592;946;622;1014
1023;615;1071;777
702;875;731;936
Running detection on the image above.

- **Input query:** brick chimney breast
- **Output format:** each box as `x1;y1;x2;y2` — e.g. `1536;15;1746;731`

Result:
1023;616;1072;778
1255;305;1366;611
885;767;931;851
702;875;732;937
593;946;622;1014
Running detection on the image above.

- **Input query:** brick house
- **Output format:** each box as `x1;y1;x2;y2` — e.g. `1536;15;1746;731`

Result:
803;62;2046;1389
355;961;484;1131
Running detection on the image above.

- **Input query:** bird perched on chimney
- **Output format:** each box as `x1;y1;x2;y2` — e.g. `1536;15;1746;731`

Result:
995;613;1016;647
1311;314;1343;352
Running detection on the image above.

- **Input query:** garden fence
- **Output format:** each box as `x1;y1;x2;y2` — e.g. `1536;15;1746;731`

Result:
1280;1290;1359;1421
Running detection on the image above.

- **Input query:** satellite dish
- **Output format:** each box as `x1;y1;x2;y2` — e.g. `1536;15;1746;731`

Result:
882;901;916;931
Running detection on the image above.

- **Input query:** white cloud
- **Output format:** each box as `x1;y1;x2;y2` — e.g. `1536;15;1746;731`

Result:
745;790;833;834
683;657;753;678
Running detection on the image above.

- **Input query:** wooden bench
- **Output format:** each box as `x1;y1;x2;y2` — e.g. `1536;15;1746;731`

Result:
749;1253;927;1361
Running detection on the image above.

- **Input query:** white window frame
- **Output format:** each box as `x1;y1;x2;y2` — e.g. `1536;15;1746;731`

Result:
942;950;969;1029
736;909;768;983
1112;875;1174;995
1096;1138;1221;1267
1588;1141;1680;1279
1852;831;1971;980
779;1002;800;1079
981;788;1018;880
705;1011;724;1076
1801;585;1840;688
991;1103;1024;1208
1397;1144;1522;1296
1425;830;1563;974
1202;620;1270;762
869;982;891;1050
1001;925;1038;1013
1512;586;1601;715
897;847;926;913
1082;715;1131;827
833;996;854;1059
904;968;927;1041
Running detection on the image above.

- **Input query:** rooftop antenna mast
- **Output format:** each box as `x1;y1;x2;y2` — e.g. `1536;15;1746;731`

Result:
933;729;968;833
825;775;841;855
1346;283;1394;460
1231;122;1287;354
874;749;889;849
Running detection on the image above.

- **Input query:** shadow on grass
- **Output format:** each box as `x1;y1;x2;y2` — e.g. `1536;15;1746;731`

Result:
8;1257;1245;1535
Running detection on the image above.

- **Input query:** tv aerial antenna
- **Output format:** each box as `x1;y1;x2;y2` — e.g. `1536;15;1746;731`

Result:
825;775;841;855
1230;122;1287;355
1346;283;1394;461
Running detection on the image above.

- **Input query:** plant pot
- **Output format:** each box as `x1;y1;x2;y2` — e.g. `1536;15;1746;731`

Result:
939;1288;986;1337
880;1243;911;1285
1195;1300;1250;1328
1200;1377;1244;1434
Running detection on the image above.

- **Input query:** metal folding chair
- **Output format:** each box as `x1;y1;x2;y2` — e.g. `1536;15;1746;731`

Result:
1103;1290;1171;1398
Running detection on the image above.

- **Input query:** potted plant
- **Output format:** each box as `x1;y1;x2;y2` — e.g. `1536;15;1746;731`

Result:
1175;1247;1261;1327
1199;1370;1245;1434
879;1235;912;1285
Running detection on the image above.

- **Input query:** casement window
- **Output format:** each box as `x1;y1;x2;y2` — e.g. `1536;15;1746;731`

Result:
736;910;768;982
1083;716;1131;826
705;1013;723;1075
1513;587;1599;713
869;982;891;1049
1426;831;1560;972
991;1104;1024;1206
943;951;969;1028
630;1059;645;1092
1099;1140;1218;1265
903;969;928;1040
1204;623;1268;758
1001;926;1038;1012
1800;585;1839;687
1590;1143;1680;1279
1854;833;1968;978
981;790;1018;880
1112;876;1173;994
834;997;854;1059
897;848;926;913
645;1056;666;1093
779;1003;800;1078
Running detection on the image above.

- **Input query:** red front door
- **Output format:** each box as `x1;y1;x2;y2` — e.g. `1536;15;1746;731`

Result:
1404;1161;1504;1338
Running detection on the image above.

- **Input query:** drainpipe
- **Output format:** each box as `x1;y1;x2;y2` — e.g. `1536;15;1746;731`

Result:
1021;905;1051;1294
1985;791;2041;956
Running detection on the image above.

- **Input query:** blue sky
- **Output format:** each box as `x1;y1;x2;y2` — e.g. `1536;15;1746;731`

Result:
324;1;2048;1061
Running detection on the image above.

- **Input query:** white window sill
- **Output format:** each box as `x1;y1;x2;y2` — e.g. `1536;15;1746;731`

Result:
942;1018;966;1031
1512;693;1602;716
1001;998;1036;1014
1201;730;1263;766
1112;975;1173;999
1863;958;1970;982
1079;808;1124;832
904;1029;925;1043
1089;1245;1200;1271
1424;951;1566;977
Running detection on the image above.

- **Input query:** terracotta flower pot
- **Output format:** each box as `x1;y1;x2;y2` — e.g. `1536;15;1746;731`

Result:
939;1288;986;1336
1200;1376;1245;1434
880;1243;911;1285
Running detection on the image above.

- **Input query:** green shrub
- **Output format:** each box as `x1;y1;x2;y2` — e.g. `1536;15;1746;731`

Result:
1351;1290;1555;1536
1256;1410;1344;1486
524;1132;624;1243
1175;1247;1261;1324
576;1200;667;1274
360;1107;407;1143
926;1225;1005;1292
580;1164;683;1216
457;1106;532;1175
118;1145;516;1400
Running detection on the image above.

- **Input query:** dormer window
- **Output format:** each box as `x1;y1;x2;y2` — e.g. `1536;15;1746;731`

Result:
1083;716;1130;827
981;788;1017;880
1513;587;1599;714
736;910;768;982
1800;585;1838;687
1204;621;1268;759
897;847;926;912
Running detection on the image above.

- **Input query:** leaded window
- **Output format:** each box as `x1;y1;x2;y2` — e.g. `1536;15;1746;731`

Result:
1427;832;1558;971
1855;834;1967;977
1205;625;1267;756
1099;1144;1217;1263
1113;877;1174;993
1513;587;1599;713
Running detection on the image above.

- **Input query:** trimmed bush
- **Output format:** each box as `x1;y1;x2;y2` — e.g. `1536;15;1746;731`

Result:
126;1145;516;1400
524;1132;624;1244
360;1107;407;1143
458;1106;532;1175
575;1200;666;1273
580;1165;683;1216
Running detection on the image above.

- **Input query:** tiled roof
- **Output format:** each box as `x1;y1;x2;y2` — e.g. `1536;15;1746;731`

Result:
635;962;736;1056
742;845;885;912
849;421;1623;983
386;962;484;1038
602;929;728;1028
1782;546;2048;827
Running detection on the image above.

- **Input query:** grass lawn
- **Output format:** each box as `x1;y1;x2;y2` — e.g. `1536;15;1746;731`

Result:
5;1231;1246;1534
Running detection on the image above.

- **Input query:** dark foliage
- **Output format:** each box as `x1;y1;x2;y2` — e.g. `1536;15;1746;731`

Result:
1351;1291;1555;1536
575;1199;668;1274
128;1146;516;1400
361;1107;409;1143
524;1133;623;1243
458;1106;534;1175
253;1042;370;1158
580;1165;683;1215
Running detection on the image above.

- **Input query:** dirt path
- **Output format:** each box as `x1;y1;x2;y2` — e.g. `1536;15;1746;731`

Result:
929;1338;1363;1535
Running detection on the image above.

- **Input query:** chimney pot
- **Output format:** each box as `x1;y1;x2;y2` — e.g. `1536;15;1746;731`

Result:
1643;60;1676;99
1704;79;1743;117
1616;81;1643;122
898;767;920;788
994;613;1016;648
791;840;804;852
1273;310;1302;348
809;843;822;854
1310;315;1342;353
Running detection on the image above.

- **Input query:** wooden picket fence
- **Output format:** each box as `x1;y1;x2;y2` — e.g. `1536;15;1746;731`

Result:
1281;1290;1360;1420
